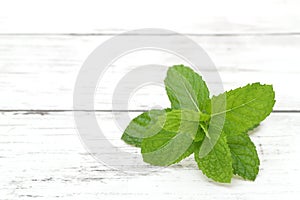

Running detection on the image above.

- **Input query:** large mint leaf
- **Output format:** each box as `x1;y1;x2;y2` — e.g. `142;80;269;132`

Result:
121;109;206;147
142;131;194;166
227;134;260;181
194;134;233;183
141;110;202;166
164;65;210;113
141;126;206;166
121;109;167;147
208;83;275;136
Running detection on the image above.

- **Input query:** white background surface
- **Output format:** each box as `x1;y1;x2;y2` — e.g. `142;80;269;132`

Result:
0;0;299;199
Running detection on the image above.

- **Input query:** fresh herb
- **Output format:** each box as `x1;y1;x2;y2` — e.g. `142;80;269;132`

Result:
121;65;275;183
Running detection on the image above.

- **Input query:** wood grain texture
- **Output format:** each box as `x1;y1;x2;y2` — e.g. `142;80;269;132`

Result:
0;112;299;199
0;35;299;110
1;1;299;199
0;0;300;34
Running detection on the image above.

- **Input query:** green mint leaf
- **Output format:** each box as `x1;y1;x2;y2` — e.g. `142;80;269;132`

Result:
194;134;233;183
141;110;201;166
122;108;205;166
227;134;260;181
121;109;168;147
141;126;206;166
208;83;275;135
122;109;207;147
164;65;210;113
141;130;194;166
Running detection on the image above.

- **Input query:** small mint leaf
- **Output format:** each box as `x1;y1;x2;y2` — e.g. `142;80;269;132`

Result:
227;134;260;181
194;134;233;183
165;65;210;113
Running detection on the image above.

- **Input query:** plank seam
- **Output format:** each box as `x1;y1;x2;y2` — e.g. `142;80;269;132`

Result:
0;110;298;113
1;32;300;37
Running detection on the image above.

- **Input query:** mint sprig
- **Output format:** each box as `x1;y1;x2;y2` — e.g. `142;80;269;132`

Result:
121;65;275;183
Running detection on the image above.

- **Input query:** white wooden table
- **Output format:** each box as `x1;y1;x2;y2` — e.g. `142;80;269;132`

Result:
0;1;299;199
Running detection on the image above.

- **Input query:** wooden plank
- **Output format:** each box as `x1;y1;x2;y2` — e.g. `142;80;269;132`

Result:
0;111;299;199
0;35;299;110
0;0;300;34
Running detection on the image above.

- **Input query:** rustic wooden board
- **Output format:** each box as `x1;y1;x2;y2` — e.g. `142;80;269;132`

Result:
0;0;300;34
0;112;299;199
0;35;299;110
1;1;299;198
